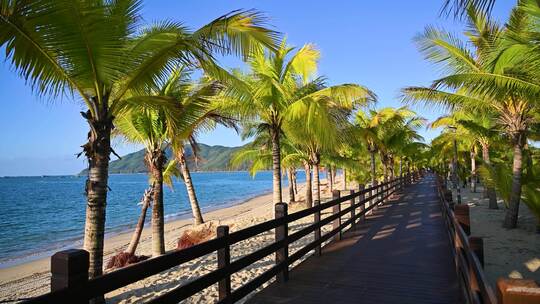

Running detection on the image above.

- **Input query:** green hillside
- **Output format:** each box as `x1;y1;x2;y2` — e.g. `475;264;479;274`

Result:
79;144;247;175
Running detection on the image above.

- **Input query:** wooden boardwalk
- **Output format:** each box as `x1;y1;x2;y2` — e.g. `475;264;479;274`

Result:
248;175;460;303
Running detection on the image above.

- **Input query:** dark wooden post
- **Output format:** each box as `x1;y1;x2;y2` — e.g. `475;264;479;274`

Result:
358;184;365;222
51;249;89;303
349;190;355;228
217;225;231;301
469;236;484;267
455;204;471;235
381;178;386;204
332;190;341;241
444;189;455;209
275;203;288;282
372;181;378;212
314;199;321;256
468;236;484;296
381;179;386;205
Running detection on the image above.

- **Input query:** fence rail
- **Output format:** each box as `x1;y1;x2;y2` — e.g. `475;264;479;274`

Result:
24;172;421;304
435;175;497;304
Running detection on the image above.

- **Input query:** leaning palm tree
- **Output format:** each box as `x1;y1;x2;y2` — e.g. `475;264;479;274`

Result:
223;41;376;204
173;100;239;226
115;107;177;256
0;0;278;276
157;69;240;226
402;2;540;227
117;69;236;254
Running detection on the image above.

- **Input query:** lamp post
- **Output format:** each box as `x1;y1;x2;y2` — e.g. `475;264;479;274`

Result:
449;126;462;204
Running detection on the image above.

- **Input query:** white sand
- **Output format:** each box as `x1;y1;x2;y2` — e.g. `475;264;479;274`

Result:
449;183;540;287
0;177;350;303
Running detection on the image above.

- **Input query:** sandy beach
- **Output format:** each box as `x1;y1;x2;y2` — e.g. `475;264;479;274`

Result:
0;178;347;303
450;183;540;287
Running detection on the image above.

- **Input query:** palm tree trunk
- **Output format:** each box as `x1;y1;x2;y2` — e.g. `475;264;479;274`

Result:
370;151;376;186
390;157;395;179
178;149;204;225
328;166;334;192
126;188;152;255
470;151;476;192
399;158;403;177
82;111;113;279
481;143;498;209
313;162;321;203
304;162;312;207
147;149;166;256
270;127;282;204
292;170;298;195
503;140;524;228
287;168;295;203
343;168;347;190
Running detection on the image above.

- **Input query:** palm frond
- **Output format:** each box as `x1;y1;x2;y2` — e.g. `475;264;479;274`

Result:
192;9;280;59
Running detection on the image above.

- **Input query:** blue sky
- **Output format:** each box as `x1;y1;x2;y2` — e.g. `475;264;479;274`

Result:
0;1;516;176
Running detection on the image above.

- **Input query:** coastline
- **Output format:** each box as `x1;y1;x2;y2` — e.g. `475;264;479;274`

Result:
0;188;273;270
0;189;275;284
0;171;281;269
0;177;340;303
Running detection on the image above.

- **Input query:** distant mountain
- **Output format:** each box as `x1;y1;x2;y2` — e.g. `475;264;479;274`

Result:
78;143;247;175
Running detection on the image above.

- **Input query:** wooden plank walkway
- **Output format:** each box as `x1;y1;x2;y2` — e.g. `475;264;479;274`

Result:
248;175;460;303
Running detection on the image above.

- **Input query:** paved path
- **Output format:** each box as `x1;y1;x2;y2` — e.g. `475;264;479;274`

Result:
248;175;460;303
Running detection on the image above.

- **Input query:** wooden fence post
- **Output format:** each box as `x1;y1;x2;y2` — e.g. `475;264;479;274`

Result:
468;236;484;297
455;205;471;235
381;178;385;204
349;190;355;229
332;190;341;241
217;225;231;301
51;249;89;303
444;189;455;209
381;180;386;204
358;184;365;222
275;203;288;283
372;181;378;212
469;236;484;267
497;279;540;304
314;199;321;256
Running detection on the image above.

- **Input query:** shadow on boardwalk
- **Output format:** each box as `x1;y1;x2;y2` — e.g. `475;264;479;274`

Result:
248;175;460;304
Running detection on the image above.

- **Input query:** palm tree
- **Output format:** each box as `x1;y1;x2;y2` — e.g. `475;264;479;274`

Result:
117;68;240;253
431;111;500;207
125;188;153;256
115;107;178;256
161;69;240;226
0;0;278;276
402;3;540;227
285;106;358;206
354;107;421;184
223;41;376;204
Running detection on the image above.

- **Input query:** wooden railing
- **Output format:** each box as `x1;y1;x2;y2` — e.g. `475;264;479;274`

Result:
24;172;421;304
435;175;497;304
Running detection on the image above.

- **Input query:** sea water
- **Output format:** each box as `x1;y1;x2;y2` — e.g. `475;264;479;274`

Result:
0;171;305;267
